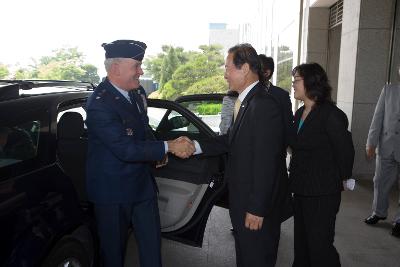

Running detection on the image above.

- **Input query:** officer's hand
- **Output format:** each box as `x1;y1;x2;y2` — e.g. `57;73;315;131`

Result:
167;137;195;158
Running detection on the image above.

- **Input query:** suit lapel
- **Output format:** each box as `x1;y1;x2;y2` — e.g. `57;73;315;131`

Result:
228;83;261;143
296;105;319;136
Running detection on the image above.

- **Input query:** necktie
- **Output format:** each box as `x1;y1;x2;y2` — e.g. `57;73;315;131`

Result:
128;91;142;113
233;98;241;122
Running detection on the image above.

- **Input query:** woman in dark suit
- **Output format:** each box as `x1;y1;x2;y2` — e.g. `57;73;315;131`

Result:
289;63;354;267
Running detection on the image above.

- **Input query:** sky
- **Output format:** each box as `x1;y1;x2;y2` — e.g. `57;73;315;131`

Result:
1;0;258;77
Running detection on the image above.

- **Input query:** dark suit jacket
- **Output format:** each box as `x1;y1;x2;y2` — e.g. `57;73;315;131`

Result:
200;82;285;221
268;84;293;148
289;102;355;196
85;79;165;204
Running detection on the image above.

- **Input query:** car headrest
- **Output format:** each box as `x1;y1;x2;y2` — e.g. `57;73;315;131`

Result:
58;112;84;139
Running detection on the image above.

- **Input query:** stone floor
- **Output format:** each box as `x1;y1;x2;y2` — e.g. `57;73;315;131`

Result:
125;180;400;267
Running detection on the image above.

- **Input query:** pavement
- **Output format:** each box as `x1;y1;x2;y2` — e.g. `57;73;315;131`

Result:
125;180;400;267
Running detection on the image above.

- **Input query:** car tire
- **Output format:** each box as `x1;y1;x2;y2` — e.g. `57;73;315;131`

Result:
42;237;91;267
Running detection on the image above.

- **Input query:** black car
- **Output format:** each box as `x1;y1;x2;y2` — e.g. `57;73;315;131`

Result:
0;80;228;266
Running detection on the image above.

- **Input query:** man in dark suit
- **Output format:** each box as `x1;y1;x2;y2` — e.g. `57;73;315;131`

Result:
259;54;294;222
259;54;293;147
86;40;194;267
193;44;285;266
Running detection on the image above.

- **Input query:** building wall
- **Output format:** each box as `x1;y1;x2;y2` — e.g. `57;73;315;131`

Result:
338;0;395;179
245;0;398;180
327;24;342;102
390;0;400;83
304;0;397;179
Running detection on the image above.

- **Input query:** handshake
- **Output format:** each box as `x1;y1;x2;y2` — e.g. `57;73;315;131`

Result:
167;136;195;159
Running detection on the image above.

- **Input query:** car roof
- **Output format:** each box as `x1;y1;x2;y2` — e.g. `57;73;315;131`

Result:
0;80;95;102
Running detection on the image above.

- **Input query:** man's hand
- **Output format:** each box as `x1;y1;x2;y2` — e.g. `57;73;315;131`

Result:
245;212;264;231
366;145;376;160
167;136;195;159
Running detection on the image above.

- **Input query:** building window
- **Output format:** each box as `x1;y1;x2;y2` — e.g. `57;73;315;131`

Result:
329;0;343;29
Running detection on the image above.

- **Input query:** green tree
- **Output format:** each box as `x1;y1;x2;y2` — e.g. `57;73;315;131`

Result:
198;44;224;66
144;55;164;82
276;45;293;92
171;55;223;92
37;61;85;80
14;68;33;79
159;47;180;89
146;44;226;100
33;47;100;83
79;64;100;83
183;75;228;95
160;80;178;100
0;64;10;79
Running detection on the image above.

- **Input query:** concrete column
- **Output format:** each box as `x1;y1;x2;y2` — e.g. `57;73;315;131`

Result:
306;7;330;68
337;0;395;179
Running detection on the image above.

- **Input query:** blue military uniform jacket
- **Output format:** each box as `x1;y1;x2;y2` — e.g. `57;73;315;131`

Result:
86;78;164;204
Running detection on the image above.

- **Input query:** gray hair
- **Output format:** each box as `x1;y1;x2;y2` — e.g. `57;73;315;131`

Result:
104;58;124;72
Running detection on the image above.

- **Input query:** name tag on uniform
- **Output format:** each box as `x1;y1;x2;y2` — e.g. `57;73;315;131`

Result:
126;128;134;136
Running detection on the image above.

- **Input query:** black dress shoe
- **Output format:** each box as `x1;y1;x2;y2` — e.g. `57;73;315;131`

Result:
364;214;386;225
391;223;400;237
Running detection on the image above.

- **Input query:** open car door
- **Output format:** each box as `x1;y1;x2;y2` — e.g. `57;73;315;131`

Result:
175;94;226;135
147;98;226;247
54;95;228;248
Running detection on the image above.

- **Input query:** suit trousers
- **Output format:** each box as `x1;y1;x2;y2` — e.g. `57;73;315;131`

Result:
94;197;162;267
292;194;341;267
372;153;400;222
230;207;281;267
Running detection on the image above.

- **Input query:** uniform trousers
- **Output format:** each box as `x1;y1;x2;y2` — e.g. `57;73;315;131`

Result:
292;193;341;267
94;197;162;267
372;154;400;222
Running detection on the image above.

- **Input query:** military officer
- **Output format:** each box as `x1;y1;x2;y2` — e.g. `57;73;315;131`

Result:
86;40;194;267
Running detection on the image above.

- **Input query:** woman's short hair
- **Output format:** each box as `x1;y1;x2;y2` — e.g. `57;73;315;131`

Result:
292;62;332;105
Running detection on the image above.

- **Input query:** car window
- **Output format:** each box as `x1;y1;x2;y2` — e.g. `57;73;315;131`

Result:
147;105;213;142
179;100;222;134
147;107;168;131
166;110;199;133
0;121;40;168
57;103;88;136
57;107;87;123
148;107;200;134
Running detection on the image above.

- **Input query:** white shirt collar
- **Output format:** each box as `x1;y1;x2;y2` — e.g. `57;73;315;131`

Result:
238;80;259;103
109;81;130;102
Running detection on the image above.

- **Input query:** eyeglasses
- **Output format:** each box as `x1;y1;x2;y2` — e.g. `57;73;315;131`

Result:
292;78;303;84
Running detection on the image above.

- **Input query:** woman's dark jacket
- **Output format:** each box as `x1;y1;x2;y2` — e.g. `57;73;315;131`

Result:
289;102;355;196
